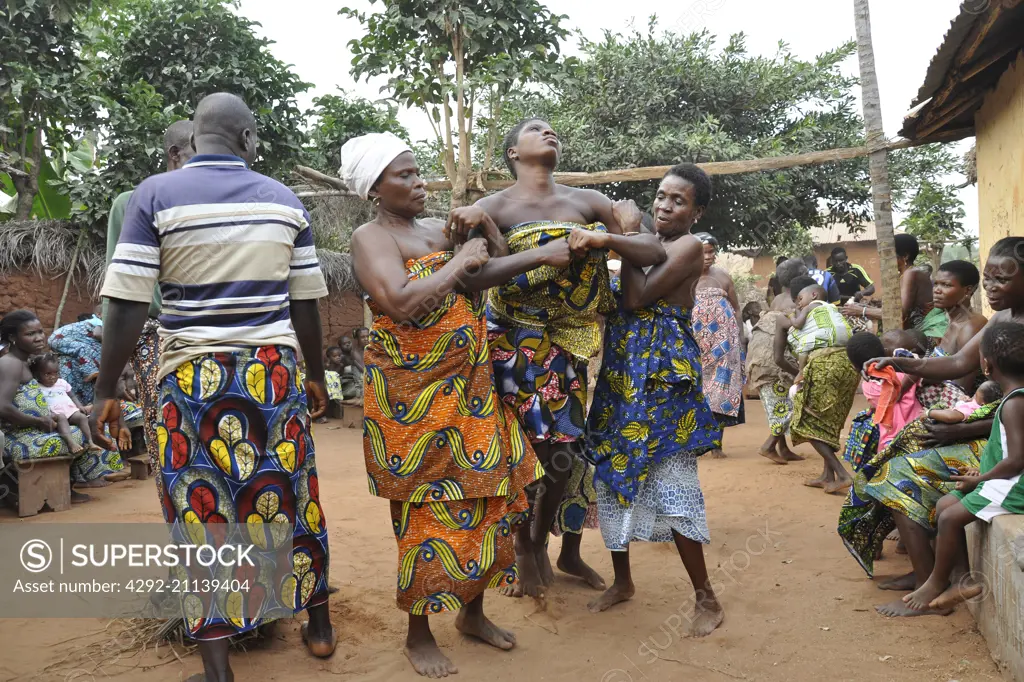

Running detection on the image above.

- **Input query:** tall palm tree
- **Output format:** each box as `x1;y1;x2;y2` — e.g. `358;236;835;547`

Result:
854;0;902;331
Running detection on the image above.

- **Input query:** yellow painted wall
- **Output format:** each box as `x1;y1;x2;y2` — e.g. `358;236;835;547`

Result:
975;51;1024;317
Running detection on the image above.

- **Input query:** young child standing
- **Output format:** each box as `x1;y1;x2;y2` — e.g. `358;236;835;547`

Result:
903;321;1024;612
29;352;99;454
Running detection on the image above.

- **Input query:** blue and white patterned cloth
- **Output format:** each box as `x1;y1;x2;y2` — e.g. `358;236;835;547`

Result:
596;455;710;550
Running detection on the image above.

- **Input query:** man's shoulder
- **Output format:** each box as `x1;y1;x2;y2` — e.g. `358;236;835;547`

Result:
112;190;134;209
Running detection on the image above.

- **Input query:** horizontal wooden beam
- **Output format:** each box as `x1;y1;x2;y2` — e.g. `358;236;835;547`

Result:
297;130;971;200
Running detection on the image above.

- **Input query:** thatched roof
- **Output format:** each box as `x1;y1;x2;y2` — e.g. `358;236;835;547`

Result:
0;220;105;292
0;219;361;296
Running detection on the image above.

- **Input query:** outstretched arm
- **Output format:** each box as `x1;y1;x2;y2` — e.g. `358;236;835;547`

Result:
773;317;799;377
587;194;665;266
620;236;701;310
875;318;986;381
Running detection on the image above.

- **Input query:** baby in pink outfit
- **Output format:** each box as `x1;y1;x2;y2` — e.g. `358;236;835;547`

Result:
29;353;98;454
926;381;1002;424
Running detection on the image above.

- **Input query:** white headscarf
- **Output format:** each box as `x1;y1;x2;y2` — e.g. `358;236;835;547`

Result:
339;132;412;200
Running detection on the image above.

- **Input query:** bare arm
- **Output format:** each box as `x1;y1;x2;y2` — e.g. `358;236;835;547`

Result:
352;226;486;324
458;241;570;293
925;408;966;424
0;359;47;429
95;299;150;401
773;317;799;377
791;306;812;330
900;269;928;321
854;282;876;301
600;232;666;268
620;236;701;311
842;302;882;321
876;318;987;381
445;206;509;258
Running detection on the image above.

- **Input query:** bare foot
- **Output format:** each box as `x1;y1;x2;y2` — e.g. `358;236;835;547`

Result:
300;621;337;658
875;599;952;617
903;581;947;611
930;576;984;610
587;581;635;613
455;610;516;650
708;448;726;459
780;446;805;461
556;553;606;590
537;546;555;587
877;572;916;591
497;582;522;598
509;550;544;599
824;477;853;494
886;528;900;541
803;476;827;489
759;448;788;465
405;637;458;678
688;598;724;637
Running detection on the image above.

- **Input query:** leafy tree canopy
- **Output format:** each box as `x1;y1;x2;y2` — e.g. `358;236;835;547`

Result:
302;91;408;174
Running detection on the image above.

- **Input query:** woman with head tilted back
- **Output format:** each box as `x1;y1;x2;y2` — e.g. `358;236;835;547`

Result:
691;233;744;458
838;239;1024;617
347;132;581;678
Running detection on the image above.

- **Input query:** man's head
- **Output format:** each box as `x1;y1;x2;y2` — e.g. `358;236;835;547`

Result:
881;329;918;358
802;254;818;270
788;275;816;301
894;233;920;269
338;337;354;354
503;118;559;178
794;282;826;309
831;247;849;274
777;259;809;290
191;93;258;165
165;119;194;171
653;164;712;237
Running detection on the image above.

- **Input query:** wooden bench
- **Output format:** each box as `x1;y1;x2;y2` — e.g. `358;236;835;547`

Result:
127;456;150;480
8;455;73;518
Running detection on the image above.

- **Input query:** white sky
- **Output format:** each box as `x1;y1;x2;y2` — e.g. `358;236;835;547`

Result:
236;0;977;233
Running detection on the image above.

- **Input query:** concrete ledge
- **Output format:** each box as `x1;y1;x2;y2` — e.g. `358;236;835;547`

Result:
967;513;1024;681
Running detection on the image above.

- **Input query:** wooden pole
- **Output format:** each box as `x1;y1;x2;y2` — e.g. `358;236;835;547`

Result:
854;0;902;332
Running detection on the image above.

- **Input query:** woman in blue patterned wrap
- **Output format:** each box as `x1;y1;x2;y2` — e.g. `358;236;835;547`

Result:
584;164;725;638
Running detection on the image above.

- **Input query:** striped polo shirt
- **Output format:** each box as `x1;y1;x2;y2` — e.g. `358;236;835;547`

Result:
101;154;328;380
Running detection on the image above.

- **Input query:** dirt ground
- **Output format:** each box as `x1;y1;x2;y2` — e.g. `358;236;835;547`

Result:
0;397;1003;682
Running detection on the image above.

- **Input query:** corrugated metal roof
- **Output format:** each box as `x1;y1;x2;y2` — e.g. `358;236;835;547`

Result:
910;5;983;110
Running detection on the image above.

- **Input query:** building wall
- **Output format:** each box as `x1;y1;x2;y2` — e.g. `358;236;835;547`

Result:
976;52;1024;318
749;240;884;299
0;267;364;353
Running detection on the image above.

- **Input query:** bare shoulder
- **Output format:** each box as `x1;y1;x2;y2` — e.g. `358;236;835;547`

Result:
476;190;510;212
711;264;736;285
665;234;702;259
0;354;23;378
567;186;610;211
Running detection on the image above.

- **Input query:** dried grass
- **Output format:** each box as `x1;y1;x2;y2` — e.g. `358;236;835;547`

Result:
0;220;105;293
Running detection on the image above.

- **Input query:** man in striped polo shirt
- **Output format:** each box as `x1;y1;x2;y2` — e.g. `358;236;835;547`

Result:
91;93;335;681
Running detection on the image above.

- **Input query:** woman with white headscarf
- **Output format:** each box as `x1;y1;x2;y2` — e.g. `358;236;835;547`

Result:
345;133;575;677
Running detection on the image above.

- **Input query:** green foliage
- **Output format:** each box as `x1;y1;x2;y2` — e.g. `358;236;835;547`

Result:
771;225;816;259
499;26;873;248
302;91;408;174
0;0;95;219
341;0;570;201
900;178;968;251
70;0;311;230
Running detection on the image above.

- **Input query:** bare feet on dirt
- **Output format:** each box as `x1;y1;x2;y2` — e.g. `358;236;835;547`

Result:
877;572;916;591
875;599;951;617
688;598;725;637
556;554;606;590
455;610;517;651
759;447;788;465
587;581;635;613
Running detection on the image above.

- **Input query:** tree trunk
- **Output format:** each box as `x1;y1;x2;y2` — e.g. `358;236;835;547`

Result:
854;0;902;332
450;30;471;209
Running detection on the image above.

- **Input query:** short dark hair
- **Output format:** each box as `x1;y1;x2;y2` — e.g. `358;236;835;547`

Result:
353;326;369;337
981;321;1024;378
894;233;920;264
775;255;788;266
28;351;58;377
741;301;763;320
777;259;809;289
846;331;885;371
976;380;1003;405
664;163;712;208
502;117;545;178
694;232;719;248
989;236;1024;269
789;275;816;299
164;119;193;153
326;345;341;355
831;246;848;259
938;260;980;288
802;254;818;269
0;309;39;343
